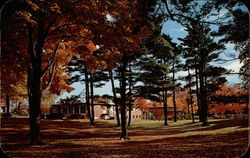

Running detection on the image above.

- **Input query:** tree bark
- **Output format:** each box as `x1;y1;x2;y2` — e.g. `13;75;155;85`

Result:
172;61;177;122
84;70;94;125
163;91;168;126
199;68;209;126
188;68;195;123
109;70;120;126
120;56;129;139
27;21;45;145
90;74;95;124
195;68;202;122
127;67;133;127
17;101;21;111
6;94;10;117
127;103;132;127
28;66;42;145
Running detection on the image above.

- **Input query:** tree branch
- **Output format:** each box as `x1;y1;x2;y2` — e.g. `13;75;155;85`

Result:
44;34;92;43
43;59;56;92
41;42;60;77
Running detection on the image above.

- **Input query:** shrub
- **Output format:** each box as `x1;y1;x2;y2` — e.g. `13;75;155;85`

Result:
67;113;82;119
1;113;12;118
46;113;64;119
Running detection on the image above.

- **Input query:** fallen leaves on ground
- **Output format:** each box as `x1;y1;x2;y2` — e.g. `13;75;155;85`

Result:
0;118;248;158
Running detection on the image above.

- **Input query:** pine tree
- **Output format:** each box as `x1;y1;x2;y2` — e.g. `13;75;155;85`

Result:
138;29;174;125
164;35;183;122
179;21;227;126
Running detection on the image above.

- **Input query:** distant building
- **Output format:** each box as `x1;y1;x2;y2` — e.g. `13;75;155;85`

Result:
50;103;87;118
128;107;144;120
50;103;118;119
148;107;186;120
50;102;148;120
0;104;5;113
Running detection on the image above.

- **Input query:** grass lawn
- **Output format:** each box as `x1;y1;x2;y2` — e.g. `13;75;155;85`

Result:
0;118;249;158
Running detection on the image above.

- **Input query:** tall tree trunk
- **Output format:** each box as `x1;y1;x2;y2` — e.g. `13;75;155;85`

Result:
188;68;195;123
85;70;94;125
190;97;195;123
187;100;190;115
6;94;10;117
90;74;95;124
109;70;120;126
17;101;21;111
172;61;177;122
163;91;168;126
127;103;132;126
195;68;202;122
28;66;42;145
120;56;129;139
27;23;45;145
199;68;209;126
127;66;133;127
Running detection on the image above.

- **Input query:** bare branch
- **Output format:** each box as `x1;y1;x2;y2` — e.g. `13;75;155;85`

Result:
41;42;60;77
47;22;88;36
43;59;56;91
44;35;91;43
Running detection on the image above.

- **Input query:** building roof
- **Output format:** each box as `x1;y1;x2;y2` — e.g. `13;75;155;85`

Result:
52;102;115;107
148;106;174;109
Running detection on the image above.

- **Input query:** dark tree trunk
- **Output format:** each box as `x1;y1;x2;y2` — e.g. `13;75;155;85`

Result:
195;68;202;122
84;70;94;125
188;68;195;123
90;74;95;124
120;56;129;139
17;101;21;111
127;68;133;127
173;90;177;122
109;70;120;126
6;94;10;117
27;22;45;145
172;62;177;122
28;67;42;145
190;98;195;123
127;103;132;127
163;91;168;126
199;68;209;126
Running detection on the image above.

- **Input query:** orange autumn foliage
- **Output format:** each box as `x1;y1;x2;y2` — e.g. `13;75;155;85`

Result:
210;84;247;114
134;98;150;111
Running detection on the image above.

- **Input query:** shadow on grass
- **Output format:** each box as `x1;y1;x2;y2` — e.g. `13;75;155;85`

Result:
1;118;248;158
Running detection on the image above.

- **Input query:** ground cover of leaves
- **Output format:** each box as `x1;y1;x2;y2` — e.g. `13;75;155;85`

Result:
1;118;248;158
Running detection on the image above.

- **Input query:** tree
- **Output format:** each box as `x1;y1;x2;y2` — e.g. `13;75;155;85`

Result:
109;70;121;126
103;1;153;139
2;0;130;144
179;20;227;126
164;35;182;122
210;83;248;115
138;32;174;125
160;0;248;89
212;7;249;89
1;1;27;117
134;98;151;120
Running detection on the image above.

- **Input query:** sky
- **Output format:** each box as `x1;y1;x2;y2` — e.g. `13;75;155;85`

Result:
60;19;243;100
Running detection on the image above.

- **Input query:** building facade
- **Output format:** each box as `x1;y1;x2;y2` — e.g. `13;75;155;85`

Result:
50;103;147;120
148;107;186;120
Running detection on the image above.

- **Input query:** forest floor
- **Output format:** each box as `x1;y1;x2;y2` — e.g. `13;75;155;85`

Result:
1;118;249;158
